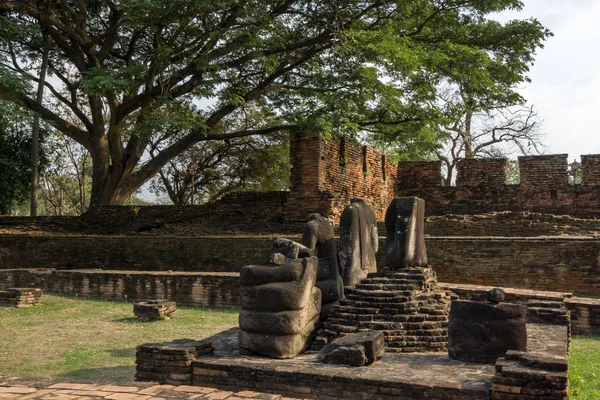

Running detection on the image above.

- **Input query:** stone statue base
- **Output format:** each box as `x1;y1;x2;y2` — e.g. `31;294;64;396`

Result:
312;266;452;353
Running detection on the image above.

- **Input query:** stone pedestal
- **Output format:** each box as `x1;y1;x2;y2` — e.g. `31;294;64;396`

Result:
238;256;321;359
313;266;452;352
0;288;43;308
448;300;527;363
136;339;213;385
134;300;177;321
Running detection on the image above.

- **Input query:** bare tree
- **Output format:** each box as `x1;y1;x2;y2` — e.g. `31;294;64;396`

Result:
433;83;545;185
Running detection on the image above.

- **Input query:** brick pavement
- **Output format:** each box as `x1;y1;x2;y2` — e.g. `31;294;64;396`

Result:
0;376;300;400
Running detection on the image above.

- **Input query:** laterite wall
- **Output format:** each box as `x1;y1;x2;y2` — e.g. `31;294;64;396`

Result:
2;235;599;296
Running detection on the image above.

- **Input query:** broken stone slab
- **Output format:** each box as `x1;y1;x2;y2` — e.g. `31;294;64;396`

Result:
448;300;527;363
339;198;379;288
319;331;385;367
385;197;427;269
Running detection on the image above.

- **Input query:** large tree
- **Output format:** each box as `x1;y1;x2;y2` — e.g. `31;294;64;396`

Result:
0;0;551;205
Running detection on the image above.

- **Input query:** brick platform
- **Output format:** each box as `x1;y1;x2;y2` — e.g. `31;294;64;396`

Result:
0;288;42;308
190;322;569;400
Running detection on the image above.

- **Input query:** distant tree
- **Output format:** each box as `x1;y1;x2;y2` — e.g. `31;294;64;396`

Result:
0;0;551;205
39;133;92;215
149;133;289;205
506;159;520;185
433;102;544;186
0;104;47;214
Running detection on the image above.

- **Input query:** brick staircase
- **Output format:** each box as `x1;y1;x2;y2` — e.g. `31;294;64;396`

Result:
313;266;454;352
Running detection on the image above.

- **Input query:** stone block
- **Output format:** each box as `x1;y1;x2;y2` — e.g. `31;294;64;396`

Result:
448;300;527;363
134;300;177;321
319;331;384;366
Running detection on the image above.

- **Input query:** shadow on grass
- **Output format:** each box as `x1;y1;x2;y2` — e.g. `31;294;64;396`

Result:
59;365;136;382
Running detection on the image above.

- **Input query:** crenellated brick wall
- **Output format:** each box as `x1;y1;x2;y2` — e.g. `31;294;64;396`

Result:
397;154;600;216
77;132;397;229
311;133;397;220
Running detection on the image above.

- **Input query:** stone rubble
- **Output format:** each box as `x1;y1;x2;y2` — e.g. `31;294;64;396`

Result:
134;299;177;321
0;287;42;308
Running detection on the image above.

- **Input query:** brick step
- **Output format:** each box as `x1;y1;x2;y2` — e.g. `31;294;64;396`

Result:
419;306;449;315
345;294;413;304
333;312;378;322
386;341;447;351
326;324;359;334
385;335;447;343
325;317;448;331
356;320;447;330
527;306;568;314
355;283;423;291
377;328;447;337
359;278;427;287
345;289;416;298
367;272;428;281
527;300;565;309
334;305;380;314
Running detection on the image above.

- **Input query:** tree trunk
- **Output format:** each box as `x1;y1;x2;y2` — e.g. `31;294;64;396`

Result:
30;35;51;216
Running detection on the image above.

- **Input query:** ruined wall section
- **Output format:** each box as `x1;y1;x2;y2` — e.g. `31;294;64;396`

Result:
313;135;397;221
397;154;600;217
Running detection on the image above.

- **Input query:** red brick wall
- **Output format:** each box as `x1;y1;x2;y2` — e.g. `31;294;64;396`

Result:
396;155;600;217
582;154;600;185
312;134;397;221
456;158;507;187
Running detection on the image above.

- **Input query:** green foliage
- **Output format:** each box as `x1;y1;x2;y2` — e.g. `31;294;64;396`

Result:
0;103;47;214
0;0;552;204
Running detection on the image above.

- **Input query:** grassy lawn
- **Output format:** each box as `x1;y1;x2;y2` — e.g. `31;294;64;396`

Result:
569;335;600;399
0;295;238;382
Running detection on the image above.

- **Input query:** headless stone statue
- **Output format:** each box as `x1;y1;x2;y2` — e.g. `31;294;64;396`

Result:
238;256;321;359
302;213;344;319
338;198;379;287
385;197;427;268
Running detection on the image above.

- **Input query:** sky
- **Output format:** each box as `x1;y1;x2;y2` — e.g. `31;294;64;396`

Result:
495;0;600;161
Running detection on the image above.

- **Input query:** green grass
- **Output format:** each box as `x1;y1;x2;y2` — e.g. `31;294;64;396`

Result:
569;335;600;399
0;295;238;382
